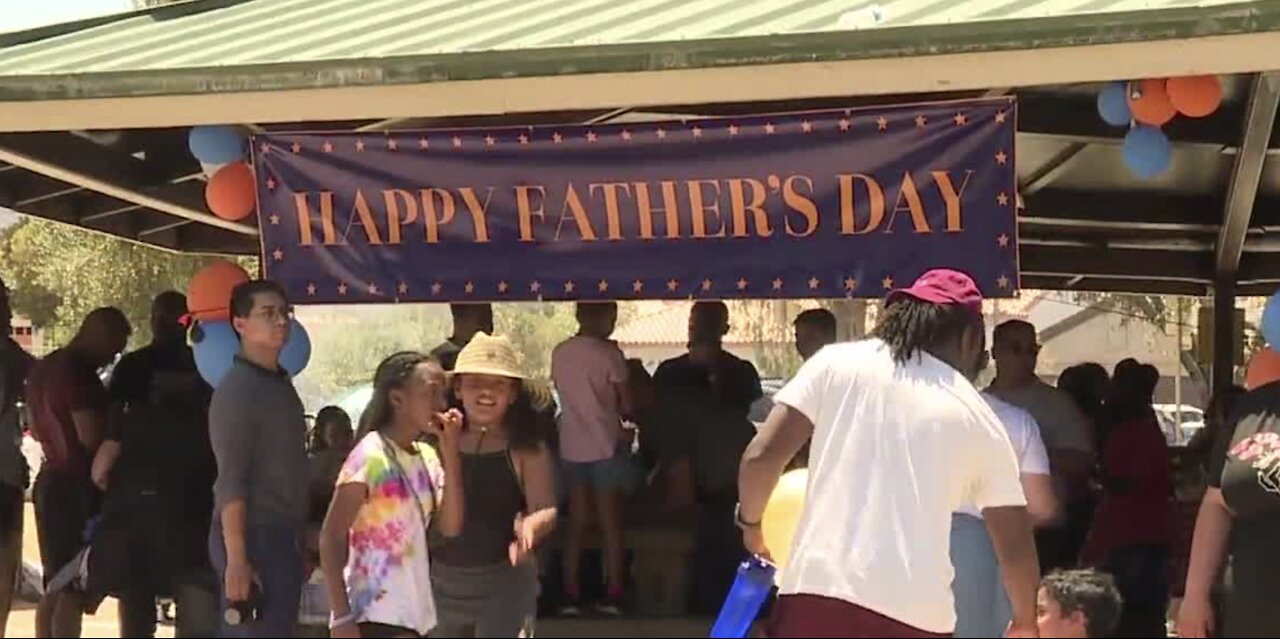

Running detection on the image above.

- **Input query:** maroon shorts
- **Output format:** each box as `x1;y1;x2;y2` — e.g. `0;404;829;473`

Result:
767;594;951;638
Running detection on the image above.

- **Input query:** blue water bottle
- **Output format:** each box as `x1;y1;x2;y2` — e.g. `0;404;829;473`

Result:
709;555;776;638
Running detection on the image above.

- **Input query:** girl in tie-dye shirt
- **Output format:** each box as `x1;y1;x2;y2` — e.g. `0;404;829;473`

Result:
320;352;465;638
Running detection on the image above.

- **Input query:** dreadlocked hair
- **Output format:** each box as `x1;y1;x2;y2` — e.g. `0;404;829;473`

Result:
874;298;979;365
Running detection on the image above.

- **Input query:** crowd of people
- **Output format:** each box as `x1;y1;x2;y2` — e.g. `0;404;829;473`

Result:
0;266;1276;638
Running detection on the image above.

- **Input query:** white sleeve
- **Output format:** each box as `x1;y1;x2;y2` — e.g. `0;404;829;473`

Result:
969;407;1028;511
1017;412;1051;476
772;349;830;425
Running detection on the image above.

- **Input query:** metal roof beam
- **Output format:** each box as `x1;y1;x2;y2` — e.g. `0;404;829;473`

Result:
1215;72;1280;275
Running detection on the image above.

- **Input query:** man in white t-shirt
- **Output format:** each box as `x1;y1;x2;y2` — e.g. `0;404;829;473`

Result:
952;394;1059;637
737;269;1041;638
551;302;634;615
987;320;1096;573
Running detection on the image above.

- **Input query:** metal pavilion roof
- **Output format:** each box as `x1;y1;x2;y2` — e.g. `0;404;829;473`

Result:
1;0;1280;297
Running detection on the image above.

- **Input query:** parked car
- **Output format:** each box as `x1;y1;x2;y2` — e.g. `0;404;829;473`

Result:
1153;404;1205;447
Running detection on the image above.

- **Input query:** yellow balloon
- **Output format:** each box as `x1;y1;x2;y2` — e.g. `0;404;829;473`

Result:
762;468;808;573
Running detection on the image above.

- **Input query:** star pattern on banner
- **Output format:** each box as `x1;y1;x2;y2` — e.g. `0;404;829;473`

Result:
485;135;497;146
772;278;783;291
553;132;564;144
431;282;443;295
387;138;399;151
338;282;349;296
838;118;851;131
518;134;529;145
498;281;509;293
265;177;276;190
269;214;280;225
692;126;704;139
997;192;1010;206
586;131;598;143
272;247;284;261
667;279;679;292
632;279;644;293
882;276;894;290
306;283;317;296
564;281;576;293
844;277;858;291
419;137;430;150
464;281;475;294
355;139;366;152
736;278;748;291
598;280;609;293
259;142;271;154
701;279;713;292
953;112;968;126
728;124;740;136
998;275;1011;290
291;142;302;154
621;130;632;141
877;116;889;131
995;150;1008;165
997;234;1011;248
398;282;409;295
996;110;1009;124
801;120;814;133
322;141;334;153
915;115;928;128
808;277;820;290
764;123;776;135
656;128;668;140
530;281;542;294
367;282;380;295
453;136;464;148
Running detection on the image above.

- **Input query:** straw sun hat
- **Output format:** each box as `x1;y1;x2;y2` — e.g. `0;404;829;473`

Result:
451;332;526;379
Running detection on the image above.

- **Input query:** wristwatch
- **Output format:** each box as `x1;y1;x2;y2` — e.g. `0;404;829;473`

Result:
734;503;761;530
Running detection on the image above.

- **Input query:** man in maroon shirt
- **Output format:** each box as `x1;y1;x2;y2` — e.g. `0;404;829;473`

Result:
26;307;130;639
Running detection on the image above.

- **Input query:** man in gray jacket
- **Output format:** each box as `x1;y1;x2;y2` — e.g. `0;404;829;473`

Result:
208;280;308;638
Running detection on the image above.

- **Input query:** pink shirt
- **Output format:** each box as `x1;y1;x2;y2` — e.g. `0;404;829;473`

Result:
551;335;627;463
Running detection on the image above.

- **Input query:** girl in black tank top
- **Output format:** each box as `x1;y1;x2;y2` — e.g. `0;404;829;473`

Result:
429;333;558;638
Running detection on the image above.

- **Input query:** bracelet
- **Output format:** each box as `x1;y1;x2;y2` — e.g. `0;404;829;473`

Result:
329;611;357;629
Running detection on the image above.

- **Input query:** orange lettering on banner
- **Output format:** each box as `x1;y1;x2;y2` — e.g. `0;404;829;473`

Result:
382;190;418;245
781;176;817;238
837;174;885;235
590;182;632;241
344;190;385;244
458;187;495;243
555;184;597;241
293;191;340;246
727;178;773;238
515;185;546;242
687;180;726;239
420;188;456;244
932;170;974;232
885;173;931;234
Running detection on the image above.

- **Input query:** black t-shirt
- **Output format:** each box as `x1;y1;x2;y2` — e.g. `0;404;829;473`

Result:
653;351;763;418
1208;381;1280;636
107;342;214;507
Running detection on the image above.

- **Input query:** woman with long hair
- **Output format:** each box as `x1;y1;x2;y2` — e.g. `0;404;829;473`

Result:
429;333;558;638
320;352;465;638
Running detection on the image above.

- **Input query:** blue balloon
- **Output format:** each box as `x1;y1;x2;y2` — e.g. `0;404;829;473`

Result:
1123;125;1172;179
280;319;311;377
191;320;238;388
1097;82;1132;127
188;125;247;165
1262;291;1280;348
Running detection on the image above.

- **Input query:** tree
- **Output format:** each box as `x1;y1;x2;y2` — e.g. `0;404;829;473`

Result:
0;217;256;349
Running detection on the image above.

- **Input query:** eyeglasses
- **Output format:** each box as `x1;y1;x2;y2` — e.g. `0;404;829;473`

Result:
253;306;295;323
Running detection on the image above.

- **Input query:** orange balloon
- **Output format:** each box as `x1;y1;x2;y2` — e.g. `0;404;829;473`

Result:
1127;79;1177;126
187;260;250;321
205;162;257;221
1167;75;1223;118
1245;348;1280;390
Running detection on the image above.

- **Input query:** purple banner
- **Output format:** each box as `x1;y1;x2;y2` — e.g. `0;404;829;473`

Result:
254;98;1018;304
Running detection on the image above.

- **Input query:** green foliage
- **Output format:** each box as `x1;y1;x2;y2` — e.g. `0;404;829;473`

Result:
0;217;255;349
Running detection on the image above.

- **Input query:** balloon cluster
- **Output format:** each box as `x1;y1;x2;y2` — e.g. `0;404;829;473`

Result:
1096;76;1223;180
185;260;312;388
1247;291;1280;390
188;126;256;222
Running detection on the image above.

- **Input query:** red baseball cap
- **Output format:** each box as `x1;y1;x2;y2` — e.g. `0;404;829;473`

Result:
886;269;984;318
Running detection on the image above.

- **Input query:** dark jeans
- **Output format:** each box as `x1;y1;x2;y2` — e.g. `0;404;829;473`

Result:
692;490;746;615
1107;544;1170;639
120;570;220;638
209;520;304;638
